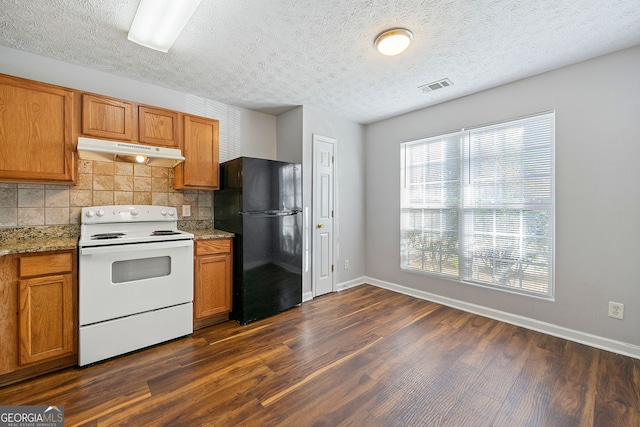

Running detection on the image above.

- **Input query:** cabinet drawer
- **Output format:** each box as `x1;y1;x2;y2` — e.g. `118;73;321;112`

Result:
19;253;73;278
195;239;231;256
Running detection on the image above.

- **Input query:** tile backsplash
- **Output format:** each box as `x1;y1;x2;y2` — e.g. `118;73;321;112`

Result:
0;159;213;227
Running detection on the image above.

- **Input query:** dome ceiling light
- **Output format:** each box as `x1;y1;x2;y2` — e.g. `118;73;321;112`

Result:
374;28;414;56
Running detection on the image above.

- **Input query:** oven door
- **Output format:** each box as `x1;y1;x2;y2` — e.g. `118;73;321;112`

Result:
79;239;193;326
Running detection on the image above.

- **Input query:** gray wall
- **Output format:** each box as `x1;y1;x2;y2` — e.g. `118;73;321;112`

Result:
277;106;366;295
240;111;276;160
303;106;366;289
365;45;640;346
276;107;304;164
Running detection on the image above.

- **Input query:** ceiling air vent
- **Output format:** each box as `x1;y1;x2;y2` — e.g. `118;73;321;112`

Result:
419;78;454;93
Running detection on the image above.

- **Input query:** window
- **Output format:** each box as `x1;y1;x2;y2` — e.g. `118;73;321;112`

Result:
401;112;554;298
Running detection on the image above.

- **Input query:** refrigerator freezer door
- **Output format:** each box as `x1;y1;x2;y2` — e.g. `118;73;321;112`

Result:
242;157;302;212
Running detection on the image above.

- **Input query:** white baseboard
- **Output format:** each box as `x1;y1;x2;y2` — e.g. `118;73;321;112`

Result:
337;276;367;292
303;277;365;302
364;276;640;360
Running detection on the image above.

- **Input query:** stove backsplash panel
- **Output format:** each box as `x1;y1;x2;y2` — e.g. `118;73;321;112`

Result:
0;160;213;227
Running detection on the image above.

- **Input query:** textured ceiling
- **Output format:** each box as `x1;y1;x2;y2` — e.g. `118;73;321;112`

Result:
1;0;639;124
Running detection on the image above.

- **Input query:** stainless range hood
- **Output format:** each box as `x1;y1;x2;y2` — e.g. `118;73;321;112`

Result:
77;137;185;167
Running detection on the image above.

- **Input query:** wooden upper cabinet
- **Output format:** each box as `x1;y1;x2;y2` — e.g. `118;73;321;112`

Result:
81;95;179;147
138;106;179;148
0;74;76;183
81;93;133;141
174;115;220;190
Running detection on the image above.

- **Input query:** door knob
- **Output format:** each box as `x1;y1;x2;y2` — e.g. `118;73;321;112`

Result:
317;223;324;228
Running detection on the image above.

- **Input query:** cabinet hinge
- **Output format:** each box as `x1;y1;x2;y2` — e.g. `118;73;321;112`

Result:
331;265;334;272
331;210;334;218
332;156;334;163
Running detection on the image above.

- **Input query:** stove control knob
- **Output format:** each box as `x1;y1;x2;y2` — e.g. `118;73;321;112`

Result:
130;209;139;217
168;209;175;216
86;210;95;218
160;209;168;216
96;209;105;217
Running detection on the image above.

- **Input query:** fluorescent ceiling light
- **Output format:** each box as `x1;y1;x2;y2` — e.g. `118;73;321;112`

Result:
375;28;414;56
128;0;202;53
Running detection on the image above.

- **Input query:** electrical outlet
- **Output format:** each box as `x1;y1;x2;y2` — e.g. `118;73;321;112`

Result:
344;259;350;269
608;301;624;320
182;205;191;217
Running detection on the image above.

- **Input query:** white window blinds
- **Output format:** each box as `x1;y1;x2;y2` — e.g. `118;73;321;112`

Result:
401;131;462;276
401;112;554;297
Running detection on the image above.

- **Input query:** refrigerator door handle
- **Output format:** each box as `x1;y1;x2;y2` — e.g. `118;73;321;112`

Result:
240;209;301;217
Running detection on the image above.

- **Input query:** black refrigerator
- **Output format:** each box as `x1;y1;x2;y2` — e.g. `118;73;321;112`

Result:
214;157;303;324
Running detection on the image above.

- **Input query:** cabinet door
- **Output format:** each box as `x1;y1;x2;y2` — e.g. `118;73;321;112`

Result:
0;74;75;183
175;115;219;190
194;253;232;319
0;255;18;376
81;93;133;141
138;106;179;148
18;274;74;365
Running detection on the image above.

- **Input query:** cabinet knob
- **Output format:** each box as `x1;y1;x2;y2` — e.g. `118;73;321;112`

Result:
317;223;324;228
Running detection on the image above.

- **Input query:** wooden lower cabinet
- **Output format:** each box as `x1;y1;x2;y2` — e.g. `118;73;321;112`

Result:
0;250;77;387
19;273;74;365
193;239;232;330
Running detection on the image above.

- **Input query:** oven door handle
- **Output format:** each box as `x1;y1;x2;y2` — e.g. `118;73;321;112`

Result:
80;240;193;256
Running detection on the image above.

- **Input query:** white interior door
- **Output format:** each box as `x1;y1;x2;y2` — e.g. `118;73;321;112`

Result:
312;134;335;297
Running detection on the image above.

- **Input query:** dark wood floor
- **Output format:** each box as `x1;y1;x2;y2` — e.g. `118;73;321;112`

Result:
1;284;639;426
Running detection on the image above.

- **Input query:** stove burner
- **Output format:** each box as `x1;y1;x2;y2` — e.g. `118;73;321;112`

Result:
91;233;126;240
151;230;182;236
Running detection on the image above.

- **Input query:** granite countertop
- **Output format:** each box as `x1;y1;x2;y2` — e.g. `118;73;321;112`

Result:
189;229;234;240
0;225;80;256
0;225;233;257
178;220;234;240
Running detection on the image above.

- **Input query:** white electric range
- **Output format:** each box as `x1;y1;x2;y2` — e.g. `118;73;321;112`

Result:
78;205;194;366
